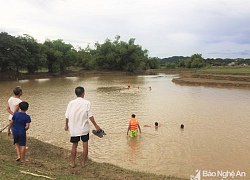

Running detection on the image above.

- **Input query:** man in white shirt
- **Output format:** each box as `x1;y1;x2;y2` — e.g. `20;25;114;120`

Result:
65;86;100;168
7;86;22;121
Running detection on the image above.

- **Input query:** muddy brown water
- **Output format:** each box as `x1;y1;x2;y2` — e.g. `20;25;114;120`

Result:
1;74;250;179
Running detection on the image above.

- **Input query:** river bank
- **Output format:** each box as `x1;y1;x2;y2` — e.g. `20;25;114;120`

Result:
0;132;186;180
172;67;250;89
172;76;250;89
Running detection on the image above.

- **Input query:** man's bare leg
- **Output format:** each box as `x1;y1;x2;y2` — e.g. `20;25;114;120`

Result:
71;143;78;167
82;141;88;167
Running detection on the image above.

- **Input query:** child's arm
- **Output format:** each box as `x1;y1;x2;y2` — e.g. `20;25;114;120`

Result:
127;124;130;135
138;124;141;134
25;123;30;131
7;120;14;136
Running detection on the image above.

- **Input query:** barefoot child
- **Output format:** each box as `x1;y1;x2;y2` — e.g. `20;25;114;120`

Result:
7;101;31;162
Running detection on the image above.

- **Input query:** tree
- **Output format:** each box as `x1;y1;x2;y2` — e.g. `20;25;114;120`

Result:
0;32;14;71
43;39;57;73
177;54;205;68
0;32;160;74
0;32;26;72
148;57;160;69
165;62;176;69
17;34;46;74
75;47;93;69
43;39;75;73
189;54;205;68
177;59;186;68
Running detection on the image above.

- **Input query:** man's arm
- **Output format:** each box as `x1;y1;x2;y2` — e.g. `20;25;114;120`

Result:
6;104;19;115
64;118;69;131
6;104;13;115
13;104;19;114
89;116;100;131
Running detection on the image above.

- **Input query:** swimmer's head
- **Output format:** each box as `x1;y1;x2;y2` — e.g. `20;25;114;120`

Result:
180;124;184;129
132;114;136;118
155;122;158;126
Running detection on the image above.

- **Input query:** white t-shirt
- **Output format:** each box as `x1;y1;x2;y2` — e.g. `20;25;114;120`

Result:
65;97;93;136
8;97;22;120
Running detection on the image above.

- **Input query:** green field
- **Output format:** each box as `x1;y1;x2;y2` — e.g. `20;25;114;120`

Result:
195;66;250;75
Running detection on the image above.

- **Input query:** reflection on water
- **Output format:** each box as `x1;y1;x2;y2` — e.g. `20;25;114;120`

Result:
126;136;141;163
1;74;250;178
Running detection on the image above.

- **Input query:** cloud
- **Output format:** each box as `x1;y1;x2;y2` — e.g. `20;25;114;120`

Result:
1;0;250;58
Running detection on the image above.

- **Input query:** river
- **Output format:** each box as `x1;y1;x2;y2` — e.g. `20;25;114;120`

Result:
0;74;250;179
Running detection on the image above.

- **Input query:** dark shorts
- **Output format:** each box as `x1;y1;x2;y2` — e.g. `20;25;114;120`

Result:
13;133;26;146
70;133;89;143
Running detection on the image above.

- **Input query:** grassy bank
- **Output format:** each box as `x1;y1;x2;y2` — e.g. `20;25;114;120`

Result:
172;67;250;88
0;132;186;180
195;66;250;75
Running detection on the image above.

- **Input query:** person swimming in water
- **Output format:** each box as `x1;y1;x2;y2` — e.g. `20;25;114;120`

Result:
143;122;161;128
128;82;131;89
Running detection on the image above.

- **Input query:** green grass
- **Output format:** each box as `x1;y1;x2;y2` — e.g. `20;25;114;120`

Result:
195;66;250;75
0;133;186;180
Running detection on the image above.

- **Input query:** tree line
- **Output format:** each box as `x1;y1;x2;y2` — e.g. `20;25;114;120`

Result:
2;31;248;74
162;55;250;68
0;32;160;74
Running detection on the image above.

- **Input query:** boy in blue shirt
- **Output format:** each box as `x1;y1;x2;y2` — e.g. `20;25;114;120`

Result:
7;101;31;162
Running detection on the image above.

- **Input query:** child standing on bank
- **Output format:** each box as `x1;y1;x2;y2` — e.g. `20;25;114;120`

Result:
127;114;141;137
7;101;31;162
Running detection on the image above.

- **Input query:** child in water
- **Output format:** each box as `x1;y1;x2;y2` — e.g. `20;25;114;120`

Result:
127;114;141;137
143;122;161;128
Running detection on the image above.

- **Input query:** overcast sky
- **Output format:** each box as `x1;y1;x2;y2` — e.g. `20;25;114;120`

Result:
1;0;250;59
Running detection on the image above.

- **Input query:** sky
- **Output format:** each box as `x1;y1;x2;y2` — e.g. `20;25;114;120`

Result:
1;0;250;59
